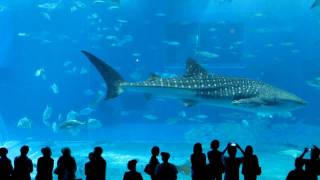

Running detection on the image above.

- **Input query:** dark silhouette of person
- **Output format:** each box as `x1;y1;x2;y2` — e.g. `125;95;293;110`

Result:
12;145;33;180
191;143;207;180
85;152;96;180
0;147;13;180
238;145;261;180
223;143;243;180
54;147;77;180
93;146;106;180
286;158;307;180
155;152;178;180
36;147;54;180
299;146;320;180
207;140;227;180
145;146;160;180
123;159;143;180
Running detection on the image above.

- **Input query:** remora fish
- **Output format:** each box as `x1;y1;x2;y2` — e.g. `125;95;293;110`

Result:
81;51;306;113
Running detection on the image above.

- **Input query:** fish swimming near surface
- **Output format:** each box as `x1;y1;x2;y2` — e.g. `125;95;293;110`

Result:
81;51;306;113
311;0;320;9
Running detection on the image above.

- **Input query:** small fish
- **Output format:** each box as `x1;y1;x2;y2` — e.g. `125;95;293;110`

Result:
162;41;180;46
279;149;302;158
241;119;249;127
70;6;77;12
50;83;59;94
93;0;105;4
42;105;53;127
40;12;51;20
194;114;208;119
155;12;166;17
34;68;46;80
117;19;128;23
307;78;320;89
108;5;119;10
195;51;219;59
105;35;117;40
79;107;95;116
178;111;187;118
63;61;72;67
58;119;86;129
17;32;29;37
17;117;32;129
280;42;295;46
291;49;301;53
38;2;60;10
132;53;141;57
254;13;265;17
209;27;217;32
143;114;158;121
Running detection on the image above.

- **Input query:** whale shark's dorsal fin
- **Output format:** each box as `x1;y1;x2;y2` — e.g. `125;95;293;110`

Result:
147;73;161;81
311;0;320;9
184;58;207;77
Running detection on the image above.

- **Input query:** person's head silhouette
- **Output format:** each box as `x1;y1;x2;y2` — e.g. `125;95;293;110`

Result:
94;146;103;157
20;145;29;156
127;159;138;171
244;145;253;157
211;140;220;150
88;152;95;162
295;158;304;170
151;146;160;156
41;147;52;157
0;147;8;157
193;143;203;154
227;145;237;158
61;147;71;157
161;152;170;163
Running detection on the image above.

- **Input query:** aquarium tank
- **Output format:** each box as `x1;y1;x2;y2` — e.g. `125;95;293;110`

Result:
0;0;320;179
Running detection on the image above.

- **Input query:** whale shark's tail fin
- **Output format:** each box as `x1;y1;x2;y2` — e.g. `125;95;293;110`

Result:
81;50;125;99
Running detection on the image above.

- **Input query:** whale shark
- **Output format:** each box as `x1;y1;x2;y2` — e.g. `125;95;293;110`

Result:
82;51;306;113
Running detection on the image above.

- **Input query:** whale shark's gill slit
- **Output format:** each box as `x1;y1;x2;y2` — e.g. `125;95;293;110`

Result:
82;51;125;99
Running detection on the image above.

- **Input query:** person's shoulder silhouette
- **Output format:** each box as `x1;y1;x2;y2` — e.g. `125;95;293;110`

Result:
191;143;207;180
145;146;160;180
12;145;33;180
156;152;178;180
286;158;307;180
85;152;96;180
36;147;54;180
93;146;106;180
241;145;261;179
207;139;225;179
0;147;13;180
54;147;77;180
223;143;243;180
123;159;143;180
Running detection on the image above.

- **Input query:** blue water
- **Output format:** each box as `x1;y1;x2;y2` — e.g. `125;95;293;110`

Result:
1;0;320;179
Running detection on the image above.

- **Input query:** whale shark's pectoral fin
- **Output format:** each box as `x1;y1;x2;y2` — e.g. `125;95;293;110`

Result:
232;98;264;107
182;99;197;107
